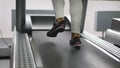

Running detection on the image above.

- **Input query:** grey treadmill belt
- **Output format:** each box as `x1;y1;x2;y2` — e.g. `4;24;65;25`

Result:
32;31;120;68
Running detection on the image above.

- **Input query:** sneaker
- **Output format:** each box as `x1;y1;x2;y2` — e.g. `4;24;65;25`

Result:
47;20;66;37
70;37;81;49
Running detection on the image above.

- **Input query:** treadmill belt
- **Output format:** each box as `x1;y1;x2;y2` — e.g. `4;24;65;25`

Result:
32;31;120;68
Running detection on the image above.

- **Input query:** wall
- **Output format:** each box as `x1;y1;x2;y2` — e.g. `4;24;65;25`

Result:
85;1;120;37
0;0;15;38
0;0;120;38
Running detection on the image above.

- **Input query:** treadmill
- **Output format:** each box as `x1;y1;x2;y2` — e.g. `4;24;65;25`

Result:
11;0;120;68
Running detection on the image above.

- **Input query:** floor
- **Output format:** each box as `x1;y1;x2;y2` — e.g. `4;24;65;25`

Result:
0;59;10;68
0;38;12;68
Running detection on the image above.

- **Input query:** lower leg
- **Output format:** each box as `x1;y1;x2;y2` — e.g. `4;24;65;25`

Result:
72;33;80;38
47;0;66;37
56;17;64;23
69;0;83;47
70;0;83;38
52;0;65;20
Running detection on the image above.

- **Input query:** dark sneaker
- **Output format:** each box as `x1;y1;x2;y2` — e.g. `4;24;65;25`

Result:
70;37;81;49
47;20;66;37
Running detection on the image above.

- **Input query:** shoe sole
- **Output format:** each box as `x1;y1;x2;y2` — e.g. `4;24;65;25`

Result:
47;27;65;37
70;40;81;50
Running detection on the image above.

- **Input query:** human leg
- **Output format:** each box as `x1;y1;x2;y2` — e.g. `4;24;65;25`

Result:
69;0;83;48
47;0;66;37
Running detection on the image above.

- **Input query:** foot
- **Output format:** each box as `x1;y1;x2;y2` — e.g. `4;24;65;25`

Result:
70;33;81;49
47;18;66;37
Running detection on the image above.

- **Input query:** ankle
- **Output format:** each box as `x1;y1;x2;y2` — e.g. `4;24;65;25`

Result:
56;17;64;23
71;33;80;39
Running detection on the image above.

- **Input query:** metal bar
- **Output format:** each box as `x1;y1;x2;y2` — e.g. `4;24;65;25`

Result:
16;0;26;32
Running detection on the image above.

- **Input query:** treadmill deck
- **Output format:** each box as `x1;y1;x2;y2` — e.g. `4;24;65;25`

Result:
32;31;120;68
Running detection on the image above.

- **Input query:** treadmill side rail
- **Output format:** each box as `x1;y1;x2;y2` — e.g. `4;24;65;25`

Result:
12;30;37;68
82;31;120;60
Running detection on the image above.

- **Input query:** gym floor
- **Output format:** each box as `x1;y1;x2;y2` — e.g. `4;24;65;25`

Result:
0;59;10;68
0;38;12;68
